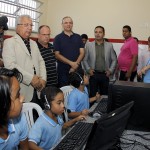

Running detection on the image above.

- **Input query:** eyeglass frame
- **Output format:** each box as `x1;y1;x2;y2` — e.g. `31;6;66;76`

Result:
17;24;34;27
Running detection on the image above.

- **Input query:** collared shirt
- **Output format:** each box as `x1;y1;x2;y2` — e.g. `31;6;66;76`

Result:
53;32;84;72
0;114;28;150
36;41;58;87
67;87;89;112
138;48;150;83
28;112;64;149
143;59;150;83
118;37;138;71
137;48;150;72
95;42;105;72
18;33;31;55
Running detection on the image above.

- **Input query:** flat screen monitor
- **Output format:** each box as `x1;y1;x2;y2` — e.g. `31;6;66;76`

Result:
84;101;134;150
107;80;150;131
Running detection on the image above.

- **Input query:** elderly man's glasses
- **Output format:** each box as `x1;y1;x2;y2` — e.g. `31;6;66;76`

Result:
17;24;33;27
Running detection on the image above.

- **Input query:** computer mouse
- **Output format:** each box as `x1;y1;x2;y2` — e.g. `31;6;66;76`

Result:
93;112;101;118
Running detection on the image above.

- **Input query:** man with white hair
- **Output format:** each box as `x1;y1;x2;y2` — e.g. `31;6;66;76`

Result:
2;15;46;103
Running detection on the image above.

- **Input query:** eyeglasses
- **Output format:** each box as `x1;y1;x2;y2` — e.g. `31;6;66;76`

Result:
17;24;34;27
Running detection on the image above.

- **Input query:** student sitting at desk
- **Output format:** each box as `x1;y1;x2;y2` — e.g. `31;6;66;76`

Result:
0;68;28;149
67;69;100;118
28;86;85;150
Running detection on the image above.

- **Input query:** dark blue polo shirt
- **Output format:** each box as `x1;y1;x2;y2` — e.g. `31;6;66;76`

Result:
53;32;84;72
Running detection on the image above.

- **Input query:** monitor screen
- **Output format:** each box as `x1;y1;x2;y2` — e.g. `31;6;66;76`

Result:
84;101;134;150
107;80;150;131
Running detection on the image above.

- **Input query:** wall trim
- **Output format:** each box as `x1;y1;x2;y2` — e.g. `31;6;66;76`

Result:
4;35;148;45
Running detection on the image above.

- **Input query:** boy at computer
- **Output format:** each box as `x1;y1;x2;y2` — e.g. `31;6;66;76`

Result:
28;86;86;149
67;69;100;118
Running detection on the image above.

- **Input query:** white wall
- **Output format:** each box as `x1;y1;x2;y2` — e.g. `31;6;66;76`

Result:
5;0;150;41
44;0;150;40
112;43;148;57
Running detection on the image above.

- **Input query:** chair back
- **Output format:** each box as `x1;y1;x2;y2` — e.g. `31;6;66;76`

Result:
22;102;43;130
60;85;74;121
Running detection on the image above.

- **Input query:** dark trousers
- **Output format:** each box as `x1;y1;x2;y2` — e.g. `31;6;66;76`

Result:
58;71;70;88
89;72;109;98
119;70;137;81
58;65;82;88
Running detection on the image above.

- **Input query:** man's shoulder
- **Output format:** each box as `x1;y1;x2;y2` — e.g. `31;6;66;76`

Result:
104;41;113;46
4;35;16;42
86;41;95;47
55;32;64;38
104;41;114;51
72;32;80;37
127;37;136;44
30;38;37;44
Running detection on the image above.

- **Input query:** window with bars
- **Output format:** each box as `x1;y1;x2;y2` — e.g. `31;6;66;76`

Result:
0;0;43;32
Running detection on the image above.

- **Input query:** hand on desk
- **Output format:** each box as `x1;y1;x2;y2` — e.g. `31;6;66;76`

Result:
96;92;101;100
81;109;89;116
76;115;86;121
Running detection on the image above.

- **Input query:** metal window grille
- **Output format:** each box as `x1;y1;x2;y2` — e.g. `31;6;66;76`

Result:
0;0;43;32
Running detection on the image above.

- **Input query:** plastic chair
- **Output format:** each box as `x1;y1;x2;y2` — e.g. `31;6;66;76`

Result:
22;102;43;130
60;85;74;122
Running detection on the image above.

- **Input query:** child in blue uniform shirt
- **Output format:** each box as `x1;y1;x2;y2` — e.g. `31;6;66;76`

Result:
68;69;100;118
28;86;85;150
0;68;28;150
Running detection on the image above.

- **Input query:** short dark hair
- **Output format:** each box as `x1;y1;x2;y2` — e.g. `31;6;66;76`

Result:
0;16;8;30
95;26;105;33
81;34;88;40
38;25;50;33
123;25;131;32
40;86;63;108
0;68;23;127
69;69;84;88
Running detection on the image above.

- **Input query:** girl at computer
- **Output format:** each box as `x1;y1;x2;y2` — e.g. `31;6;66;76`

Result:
67;69;100;118
0;68;28;149
28;86;85;150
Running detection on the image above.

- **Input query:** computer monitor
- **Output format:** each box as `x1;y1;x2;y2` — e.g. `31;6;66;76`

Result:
107;80;150;131
84;101;134;150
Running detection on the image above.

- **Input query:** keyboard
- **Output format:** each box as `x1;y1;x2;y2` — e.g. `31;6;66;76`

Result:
89;97;108;116
53;122;93;150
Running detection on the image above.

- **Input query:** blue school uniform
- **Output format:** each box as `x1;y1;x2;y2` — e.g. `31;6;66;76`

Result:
144;59;150;83
28;112;64;150
67;87;89;112
0;113;28;150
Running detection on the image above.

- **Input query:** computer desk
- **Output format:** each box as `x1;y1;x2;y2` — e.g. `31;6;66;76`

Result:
51;95;150;150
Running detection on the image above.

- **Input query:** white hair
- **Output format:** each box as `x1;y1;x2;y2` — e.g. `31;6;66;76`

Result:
16;15;32;25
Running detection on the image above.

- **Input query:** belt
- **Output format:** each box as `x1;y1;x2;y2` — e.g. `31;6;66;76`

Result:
94;70;106;74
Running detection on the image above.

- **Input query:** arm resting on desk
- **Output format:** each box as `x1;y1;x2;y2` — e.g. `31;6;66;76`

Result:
63;115;86;129
68;109;89;118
